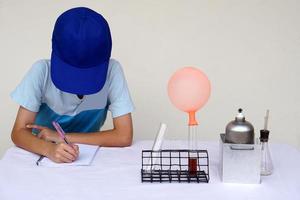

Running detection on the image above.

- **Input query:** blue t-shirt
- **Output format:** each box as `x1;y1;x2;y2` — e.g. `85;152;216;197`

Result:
11;59;134;134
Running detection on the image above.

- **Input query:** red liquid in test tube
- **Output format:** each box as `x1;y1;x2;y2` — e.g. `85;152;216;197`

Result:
188;157;198;176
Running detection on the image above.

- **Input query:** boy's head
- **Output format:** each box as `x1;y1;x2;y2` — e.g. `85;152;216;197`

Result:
51;7;112;95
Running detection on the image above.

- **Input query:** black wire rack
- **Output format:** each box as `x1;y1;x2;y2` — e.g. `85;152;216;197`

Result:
141;149;209;183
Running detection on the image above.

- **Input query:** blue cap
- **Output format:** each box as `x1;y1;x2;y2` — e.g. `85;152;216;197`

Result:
51;7;112;95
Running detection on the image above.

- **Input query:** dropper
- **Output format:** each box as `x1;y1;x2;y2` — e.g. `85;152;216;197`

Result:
264;110;270;130
260;109;270;143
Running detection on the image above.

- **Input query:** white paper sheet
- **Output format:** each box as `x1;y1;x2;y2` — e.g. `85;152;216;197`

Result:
37;144;99;167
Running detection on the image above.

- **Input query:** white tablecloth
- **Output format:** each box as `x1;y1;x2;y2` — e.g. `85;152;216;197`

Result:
0;140;300;200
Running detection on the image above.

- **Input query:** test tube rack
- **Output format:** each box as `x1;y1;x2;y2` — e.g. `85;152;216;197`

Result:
141;149;210;183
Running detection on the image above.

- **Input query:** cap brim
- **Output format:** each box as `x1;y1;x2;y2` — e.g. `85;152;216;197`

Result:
51;51;108;95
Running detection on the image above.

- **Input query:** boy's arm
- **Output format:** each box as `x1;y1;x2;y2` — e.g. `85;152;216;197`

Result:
66;113;133;147
11;106;78;162
32;113;133;147
11;106;52;156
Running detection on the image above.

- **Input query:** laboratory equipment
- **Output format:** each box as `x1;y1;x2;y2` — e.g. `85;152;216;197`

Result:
141;149;209;183
146;123;167;172
167;67;211;176
225;108;254;144
260;110;273;176
220;108;261;184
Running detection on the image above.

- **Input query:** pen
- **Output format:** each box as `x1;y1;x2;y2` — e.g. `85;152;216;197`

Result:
52;121;69;144
36;155;44;166
36;122;68;166
52;121;78;160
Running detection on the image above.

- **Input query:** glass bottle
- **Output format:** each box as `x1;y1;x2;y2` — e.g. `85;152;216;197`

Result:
260;130;273;176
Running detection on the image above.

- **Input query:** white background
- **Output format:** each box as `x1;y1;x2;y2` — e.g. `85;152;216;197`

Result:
0;0;299;157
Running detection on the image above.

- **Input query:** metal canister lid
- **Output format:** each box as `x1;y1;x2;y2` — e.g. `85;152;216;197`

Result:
225;108;255;144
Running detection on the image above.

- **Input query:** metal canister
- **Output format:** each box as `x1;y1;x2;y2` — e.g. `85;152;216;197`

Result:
225;108;254;144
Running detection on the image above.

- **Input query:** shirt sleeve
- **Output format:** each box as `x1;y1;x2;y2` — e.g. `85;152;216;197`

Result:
107;60;135;118
10;60;47;112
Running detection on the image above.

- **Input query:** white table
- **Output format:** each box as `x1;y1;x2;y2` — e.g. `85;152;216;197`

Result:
0;140;300;200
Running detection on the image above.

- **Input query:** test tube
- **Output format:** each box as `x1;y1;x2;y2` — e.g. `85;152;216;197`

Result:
188;124;198;176
146;123;167;172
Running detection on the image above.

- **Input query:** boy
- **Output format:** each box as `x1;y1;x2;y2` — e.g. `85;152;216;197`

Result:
10;7;134;163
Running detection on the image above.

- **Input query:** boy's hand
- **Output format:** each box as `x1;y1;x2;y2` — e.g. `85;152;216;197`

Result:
27;124;80;163
26;124;63;143
46;142;79;163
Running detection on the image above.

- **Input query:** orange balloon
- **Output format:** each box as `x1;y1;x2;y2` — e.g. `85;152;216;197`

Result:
167;67;211;125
